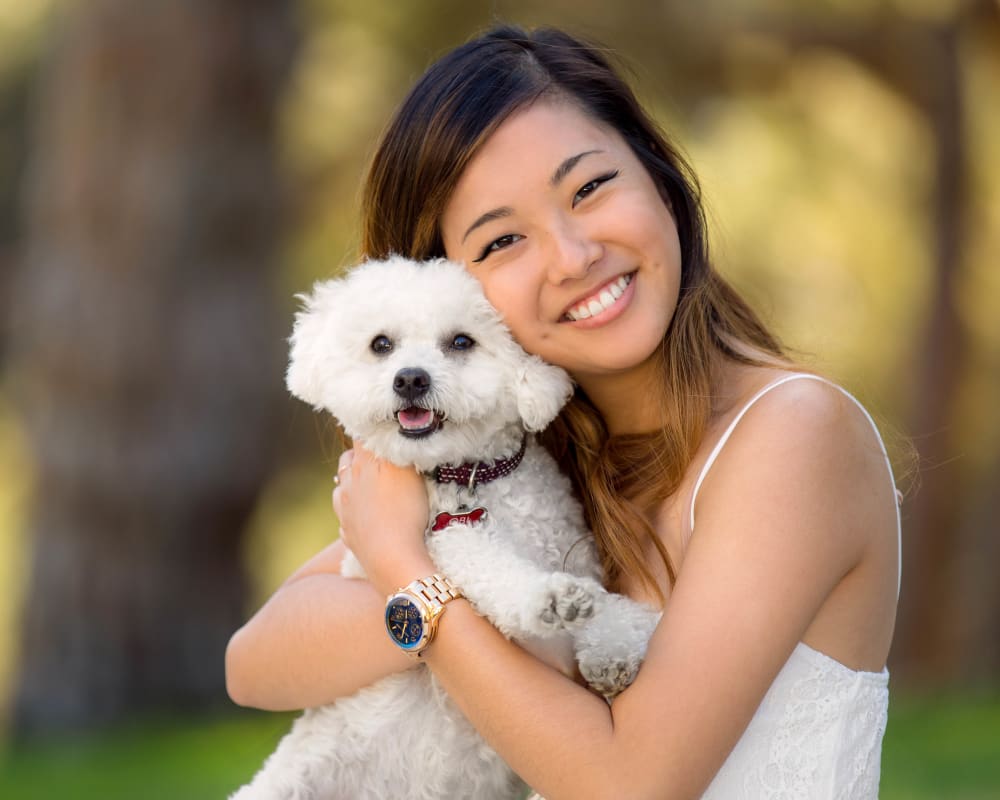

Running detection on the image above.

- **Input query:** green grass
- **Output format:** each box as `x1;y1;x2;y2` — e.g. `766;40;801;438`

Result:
0;710;297;800
0;691;997;799
880;688;1000;800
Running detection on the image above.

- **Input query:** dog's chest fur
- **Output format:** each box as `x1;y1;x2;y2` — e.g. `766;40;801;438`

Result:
424;440;597;579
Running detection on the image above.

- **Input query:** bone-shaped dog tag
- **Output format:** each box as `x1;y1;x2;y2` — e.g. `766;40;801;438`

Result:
431;507;488;532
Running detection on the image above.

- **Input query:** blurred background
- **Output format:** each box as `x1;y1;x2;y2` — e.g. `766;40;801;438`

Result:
0;0;997;797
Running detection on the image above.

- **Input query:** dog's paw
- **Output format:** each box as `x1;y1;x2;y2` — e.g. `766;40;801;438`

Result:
536;573;596;631
578;651;641;699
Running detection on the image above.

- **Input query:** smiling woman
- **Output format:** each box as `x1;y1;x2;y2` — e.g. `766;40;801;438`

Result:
227;24;902;800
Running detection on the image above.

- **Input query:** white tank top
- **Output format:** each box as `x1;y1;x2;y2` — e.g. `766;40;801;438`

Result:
695;374;902;799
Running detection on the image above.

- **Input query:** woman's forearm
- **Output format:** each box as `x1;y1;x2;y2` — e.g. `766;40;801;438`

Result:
225;571;414;711
423;600;672;800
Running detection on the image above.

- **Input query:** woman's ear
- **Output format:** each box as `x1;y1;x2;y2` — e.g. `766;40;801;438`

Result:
516;355;574;432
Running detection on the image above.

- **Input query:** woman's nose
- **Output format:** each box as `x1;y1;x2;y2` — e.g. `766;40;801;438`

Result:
544;219;603;284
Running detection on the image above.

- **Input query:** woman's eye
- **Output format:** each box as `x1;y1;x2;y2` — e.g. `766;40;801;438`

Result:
370;334;393;355
450;333;476;351
573;169;620;206
472;233;523;263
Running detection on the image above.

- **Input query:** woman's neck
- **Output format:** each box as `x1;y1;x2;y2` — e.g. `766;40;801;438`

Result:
573;361;665;436
575;353;758;436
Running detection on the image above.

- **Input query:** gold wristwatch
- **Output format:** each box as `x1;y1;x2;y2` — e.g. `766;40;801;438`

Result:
384;574;463;657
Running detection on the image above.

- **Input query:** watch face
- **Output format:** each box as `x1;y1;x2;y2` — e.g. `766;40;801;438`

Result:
385;596;425;650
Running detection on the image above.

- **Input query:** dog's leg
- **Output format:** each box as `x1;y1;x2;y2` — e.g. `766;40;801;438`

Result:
572;593;662;699
427;525;603;640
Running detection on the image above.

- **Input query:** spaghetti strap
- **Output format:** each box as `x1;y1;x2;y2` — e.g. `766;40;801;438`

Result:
687;373;902;596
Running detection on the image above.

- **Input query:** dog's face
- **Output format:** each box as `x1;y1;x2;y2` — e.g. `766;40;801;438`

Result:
286;257;573;471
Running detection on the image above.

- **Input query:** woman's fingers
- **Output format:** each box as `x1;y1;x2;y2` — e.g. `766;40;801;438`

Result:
333;449;351;543
332;486;352;549
336;448;354;483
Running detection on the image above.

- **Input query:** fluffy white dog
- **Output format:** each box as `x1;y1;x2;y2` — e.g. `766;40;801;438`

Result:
232;256;661;800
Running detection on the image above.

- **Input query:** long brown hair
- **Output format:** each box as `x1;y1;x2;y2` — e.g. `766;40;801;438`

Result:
360;25;788;602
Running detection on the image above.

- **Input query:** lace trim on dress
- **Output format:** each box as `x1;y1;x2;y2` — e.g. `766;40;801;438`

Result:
702;642;889;799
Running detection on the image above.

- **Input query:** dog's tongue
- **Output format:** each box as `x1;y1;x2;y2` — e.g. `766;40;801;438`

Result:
398;407;434;430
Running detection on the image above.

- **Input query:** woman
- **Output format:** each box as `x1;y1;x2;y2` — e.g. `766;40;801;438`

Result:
226;25;901;799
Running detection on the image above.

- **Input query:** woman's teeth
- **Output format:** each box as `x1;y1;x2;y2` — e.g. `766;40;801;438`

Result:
564;273;633;321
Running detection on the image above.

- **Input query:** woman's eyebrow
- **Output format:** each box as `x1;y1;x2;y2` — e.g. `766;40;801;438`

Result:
550;149;603;187
462;206;514;243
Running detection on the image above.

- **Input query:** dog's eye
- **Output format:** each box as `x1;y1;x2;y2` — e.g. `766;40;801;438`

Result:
450;334;475;351
370;335;393;355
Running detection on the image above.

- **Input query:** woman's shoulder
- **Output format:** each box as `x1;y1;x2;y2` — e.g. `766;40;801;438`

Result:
656;366;899;714
719;367;886;459
690;367;902;671
693;366;897;547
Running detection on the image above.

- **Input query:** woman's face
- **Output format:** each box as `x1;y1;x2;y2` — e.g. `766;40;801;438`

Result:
440;98;682;385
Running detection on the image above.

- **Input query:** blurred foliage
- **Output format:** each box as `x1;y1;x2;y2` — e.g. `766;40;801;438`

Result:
0;0;63;727
0;395;31;730
686;48;930;393
243;460;341;600
0;1;55;78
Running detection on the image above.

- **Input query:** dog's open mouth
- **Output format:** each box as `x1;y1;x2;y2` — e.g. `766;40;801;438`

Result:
396;407;444;438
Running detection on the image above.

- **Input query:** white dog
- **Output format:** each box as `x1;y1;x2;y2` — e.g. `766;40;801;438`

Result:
232;256;661;800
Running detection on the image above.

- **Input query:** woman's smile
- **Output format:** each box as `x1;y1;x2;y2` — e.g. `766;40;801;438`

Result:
560;271;635;325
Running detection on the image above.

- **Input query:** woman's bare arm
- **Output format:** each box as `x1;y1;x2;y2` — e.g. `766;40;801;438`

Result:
224;538;414;711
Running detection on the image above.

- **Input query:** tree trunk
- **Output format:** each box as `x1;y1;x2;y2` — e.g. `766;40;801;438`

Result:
8;0;297;737
886;21;969;683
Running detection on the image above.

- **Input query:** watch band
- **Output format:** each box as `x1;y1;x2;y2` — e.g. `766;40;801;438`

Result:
404;573;464;609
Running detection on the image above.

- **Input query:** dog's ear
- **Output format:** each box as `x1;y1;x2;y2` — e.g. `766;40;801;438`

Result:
515;355;574;432
285;278;344;409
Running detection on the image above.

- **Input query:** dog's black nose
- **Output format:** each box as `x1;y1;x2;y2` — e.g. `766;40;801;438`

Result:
393;367;431;402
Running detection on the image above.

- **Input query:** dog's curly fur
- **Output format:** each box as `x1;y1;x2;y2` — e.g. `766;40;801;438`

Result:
231;257;661;800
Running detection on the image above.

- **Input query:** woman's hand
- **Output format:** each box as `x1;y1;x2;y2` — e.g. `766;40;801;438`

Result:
333;443;435;596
